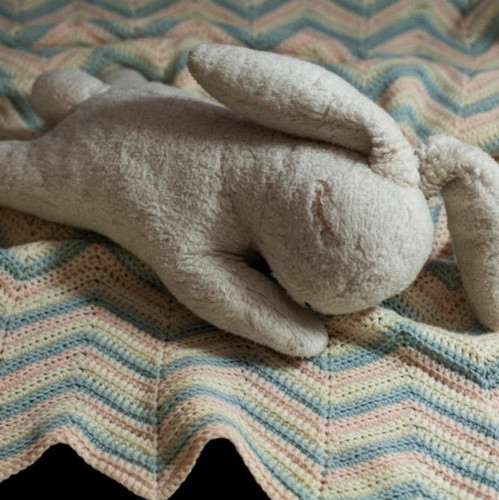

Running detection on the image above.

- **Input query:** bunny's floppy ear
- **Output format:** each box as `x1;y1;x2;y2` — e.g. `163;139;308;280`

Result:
188;43;418;187
417;135;499;331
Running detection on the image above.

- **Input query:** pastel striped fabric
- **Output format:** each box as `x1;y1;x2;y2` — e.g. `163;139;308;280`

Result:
0;1;498;499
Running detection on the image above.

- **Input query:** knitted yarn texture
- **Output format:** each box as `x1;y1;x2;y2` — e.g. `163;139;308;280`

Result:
0;2;498;499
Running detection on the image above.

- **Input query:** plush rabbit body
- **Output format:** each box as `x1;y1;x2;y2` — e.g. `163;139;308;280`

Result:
0;44;496;356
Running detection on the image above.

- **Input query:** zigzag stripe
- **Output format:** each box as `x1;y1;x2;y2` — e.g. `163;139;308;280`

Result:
0;239;162;286
2;2;499;498
2;342;498;499
2;325;497;442
0;414;321;498
1;288;496;385
0;238;472;320
0;1;496;44
0;240;460;292
0;236;494;373
1;387;497;497
0;0;68;22
1;7;499;64
0;0;471;23
2;51;499;151
3;377;496;481
1;370;497;478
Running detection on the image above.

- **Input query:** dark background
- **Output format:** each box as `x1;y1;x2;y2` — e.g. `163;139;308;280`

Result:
0;439;270;499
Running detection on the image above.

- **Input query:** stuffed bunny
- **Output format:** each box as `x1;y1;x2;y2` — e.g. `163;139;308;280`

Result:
0;44;496;357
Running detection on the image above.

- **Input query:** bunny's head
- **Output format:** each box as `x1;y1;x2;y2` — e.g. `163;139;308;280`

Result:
189;44;435;315
254;158;434;316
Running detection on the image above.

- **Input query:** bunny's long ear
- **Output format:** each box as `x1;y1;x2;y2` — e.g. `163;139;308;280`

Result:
417;135;499;331
188;43;418;187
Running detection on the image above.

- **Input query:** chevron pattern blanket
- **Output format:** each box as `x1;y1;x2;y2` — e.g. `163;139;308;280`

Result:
0;1;498;499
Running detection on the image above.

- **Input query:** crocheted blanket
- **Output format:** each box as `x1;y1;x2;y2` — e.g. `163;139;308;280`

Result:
1;1;498;499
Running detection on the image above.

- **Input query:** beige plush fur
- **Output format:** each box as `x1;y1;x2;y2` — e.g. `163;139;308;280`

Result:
0;44;459;357
418;135;499;331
